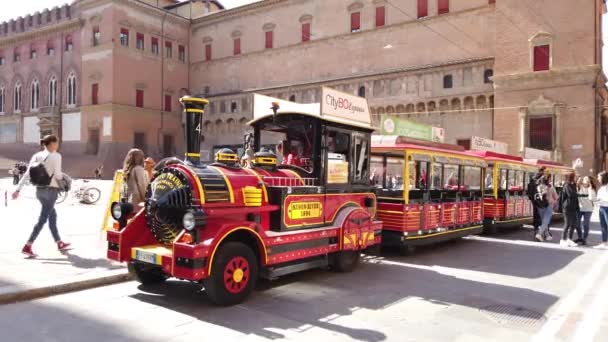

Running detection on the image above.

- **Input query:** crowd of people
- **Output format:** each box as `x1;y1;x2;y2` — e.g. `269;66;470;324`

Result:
529;167;608;249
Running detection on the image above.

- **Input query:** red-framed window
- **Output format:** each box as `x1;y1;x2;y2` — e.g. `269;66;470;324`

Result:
151;37;159;55
164;94;172;112
351;12;361;32
265;31;273;49
136;89;144;108
165;41;172;58
205;44;212;61
302;23;310;42
120;28;129;46
418;0;428;18
136;32;144;50
91;83;98;105
47;40;55;55
376;6;386;27
178;45;185;62
65;35;73;51
233;38;241;55
533;45;550;71
529;117;553;150
438;0;449;15
489;0;495;4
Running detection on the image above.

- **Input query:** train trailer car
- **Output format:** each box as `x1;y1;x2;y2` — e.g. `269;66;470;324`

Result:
106;89;381;306
371;136;486;254
469;151;538;234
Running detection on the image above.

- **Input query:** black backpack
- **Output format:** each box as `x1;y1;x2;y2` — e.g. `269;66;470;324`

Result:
534;184;549;209
29;156;53;186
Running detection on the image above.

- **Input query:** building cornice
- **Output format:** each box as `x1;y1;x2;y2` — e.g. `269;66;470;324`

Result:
493;65;602;92
78;0;191;26
192;0;290;29
0;19;83;47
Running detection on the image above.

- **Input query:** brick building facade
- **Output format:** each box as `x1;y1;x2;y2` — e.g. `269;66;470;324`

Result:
0;0;606;176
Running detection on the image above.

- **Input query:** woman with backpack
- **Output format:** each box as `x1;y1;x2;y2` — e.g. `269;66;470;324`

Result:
12;135;71;257
122;148;149;208
535;174;559;242
576;176;597;245
559;172;580;247
595;171;608;249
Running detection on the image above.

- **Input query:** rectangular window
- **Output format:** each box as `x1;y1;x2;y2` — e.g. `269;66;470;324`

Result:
489;0;495;3
134;132;145;151
164;94;171;112
136;89;144;108
205;44;212;61
351;12;361;32
136;32;144;50
162;134;174;157
91;83;98;105
327;130;350;184
438;0;450;15
30;50;37;59
178;45;185;62
265;31;273;49
443;164;459;189
14;52;20;62
352;133;370;183
463;166;481;190
375;6;386;27
301;23;310;42
533;45;550;71
93;26;100;46
0;56;4;65
151;37;159;55
47;46;54;56
456;139;470;150
165;41;172;58
418;0;428;18
529;117;553;150
120;28;129;47
233;38;241;55
65;36;73;51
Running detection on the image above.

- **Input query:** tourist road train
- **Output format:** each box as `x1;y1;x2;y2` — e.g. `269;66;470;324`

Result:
105;89;572;305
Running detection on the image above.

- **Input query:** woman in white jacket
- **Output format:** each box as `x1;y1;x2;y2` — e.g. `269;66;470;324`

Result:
596;172;608;249
577;176;597;245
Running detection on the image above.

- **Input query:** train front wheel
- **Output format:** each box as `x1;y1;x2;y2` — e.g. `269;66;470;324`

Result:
330;251;360;273
204;242;258;306
128;262;168;285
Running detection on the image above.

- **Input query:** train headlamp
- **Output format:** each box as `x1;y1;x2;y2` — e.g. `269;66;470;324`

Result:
110;201;134;229
182;212;196;231
181;209;207;231
111;202;123;220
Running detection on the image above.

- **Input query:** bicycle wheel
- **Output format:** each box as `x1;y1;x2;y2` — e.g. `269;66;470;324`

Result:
56;191;68;204
82;187;101;204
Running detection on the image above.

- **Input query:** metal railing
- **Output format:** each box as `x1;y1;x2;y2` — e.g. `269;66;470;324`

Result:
262;176;318;187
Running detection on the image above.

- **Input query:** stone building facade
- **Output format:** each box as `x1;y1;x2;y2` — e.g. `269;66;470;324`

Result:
0;0;606;175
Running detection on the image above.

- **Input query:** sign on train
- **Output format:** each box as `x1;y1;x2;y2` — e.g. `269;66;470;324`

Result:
470;136;508;154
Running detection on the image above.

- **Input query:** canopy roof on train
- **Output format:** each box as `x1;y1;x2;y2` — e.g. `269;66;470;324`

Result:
467;150;537;170
525;159;573;172
248;87;374;131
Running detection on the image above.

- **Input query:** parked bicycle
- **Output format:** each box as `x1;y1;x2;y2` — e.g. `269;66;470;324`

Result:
56;179;101;205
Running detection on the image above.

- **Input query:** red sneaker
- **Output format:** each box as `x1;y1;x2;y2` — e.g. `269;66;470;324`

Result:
57;241;72;251
22;244;37;258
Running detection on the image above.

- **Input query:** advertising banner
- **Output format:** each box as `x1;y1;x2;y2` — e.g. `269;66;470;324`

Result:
321;87;371;126
470;136;508;154
380;115;433;141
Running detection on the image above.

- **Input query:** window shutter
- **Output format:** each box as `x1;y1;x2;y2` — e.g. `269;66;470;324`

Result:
351;12;361;32
375;6;385;27
533;45;550;71
233;38;241;55
205;44;212;60
529;117;553;150
92;83;98;105
136;89;143;108
164;95;171;112
418;0;428;18
265;31;273;49
438;0;449;15
302;23;310;42
489;0;495;4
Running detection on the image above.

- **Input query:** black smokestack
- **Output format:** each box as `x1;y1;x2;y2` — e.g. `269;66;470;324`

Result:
179;96;209;165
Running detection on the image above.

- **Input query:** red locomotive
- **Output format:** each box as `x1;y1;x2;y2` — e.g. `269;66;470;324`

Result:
106;89;381;305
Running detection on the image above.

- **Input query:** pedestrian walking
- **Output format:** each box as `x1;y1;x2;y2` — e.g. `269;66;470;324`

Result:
595;171;608;249
528;167;545;239
122;148;149;208
558;172;580;247
534;174;558;242
12;135;71;257
11;163;20;185
576;176;597;245
94;164;103;179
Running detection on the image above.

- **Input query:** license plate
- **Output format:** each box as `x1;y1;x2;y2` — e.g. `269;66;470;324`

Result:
135;250;159;265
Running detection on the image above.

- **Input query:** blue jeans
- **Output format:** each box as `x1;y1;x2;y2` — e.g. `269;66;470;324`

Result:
28;187;61;244
578;211;592;240
600;206;608;243
538;206;553;236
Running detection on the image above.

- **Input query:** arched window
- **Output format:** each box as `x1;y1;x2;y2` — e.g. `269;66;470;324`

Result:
358;86;366;97
30;79;40;110
48;76;57;106
443;74;453;89
289;95;296;102
14;82;22;111
484;69;493;83
230;101;237;113
67;73;76;106
0;86;5;113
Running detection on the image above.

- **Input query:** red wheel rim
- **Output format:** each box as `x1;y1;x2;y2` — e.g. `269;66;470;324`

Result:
223;256;250;294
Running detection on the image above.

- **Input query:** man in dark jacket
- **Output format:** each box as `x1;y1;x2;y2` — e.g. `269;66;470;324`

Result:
559;172;580;247
528;167;546;240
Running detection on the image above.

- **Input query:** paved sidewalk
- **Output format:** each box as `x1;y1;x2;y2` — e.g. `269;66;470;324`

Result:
0;178;129;304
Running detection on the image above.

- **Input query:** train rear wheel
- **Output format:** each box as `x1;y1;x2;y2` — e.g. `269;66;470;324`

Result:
204;242;258;306
330;251;360;272
128;262;168;285
399;245;417;256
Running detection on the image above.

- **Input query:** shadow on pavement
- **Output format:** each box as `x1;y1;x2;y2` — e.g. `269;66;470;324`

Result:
131;260;558;341
36;251;122;270
395;232;583;278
